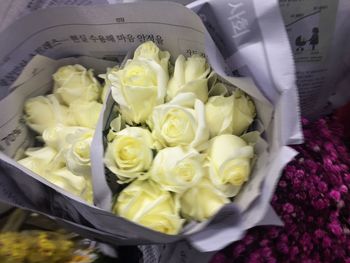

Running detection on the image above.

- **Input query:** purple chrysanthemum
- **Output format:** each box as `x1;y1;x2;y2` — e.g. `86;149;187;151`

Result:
210;116;350;263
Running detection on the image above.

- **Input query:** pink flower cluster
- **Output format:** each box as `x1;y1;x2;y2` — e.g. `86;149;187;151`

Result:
210;116;350;263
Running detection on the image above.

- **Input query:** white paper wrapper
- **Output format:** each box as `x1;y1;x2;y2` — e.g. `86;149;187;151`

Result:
0;1;301;253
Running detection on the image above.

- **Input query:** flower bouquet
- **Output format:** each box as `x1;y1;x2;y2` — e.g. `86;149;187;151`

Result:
0;1;301;252
101;41;257;234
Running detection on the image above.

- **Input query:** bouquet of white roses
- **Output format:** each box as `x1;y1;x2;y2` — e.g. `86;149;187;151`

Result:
0;1;301;252
101;41;257;234
16;41;257;236
17;64;104;204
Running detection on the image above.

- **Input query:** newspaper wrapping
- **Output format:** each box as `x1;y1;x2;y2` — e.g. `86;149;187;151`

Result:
0;1;301;259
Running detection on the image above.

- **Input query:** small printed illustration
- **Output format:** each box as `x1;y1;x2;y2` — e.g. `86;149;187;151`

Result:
295;35;307;51
294;27;319;52
309;27;319;50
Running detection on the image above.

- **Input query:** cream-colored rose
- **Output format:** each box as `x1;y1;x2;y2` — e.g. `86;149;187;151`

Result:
150;146;204;193
133;41;170;73
99;67;119;103
206;134;254;197
65;129;94;176
69;100;102;129
167;55;210;102
101;83;110;104
106;116;123;142
18;147;58;176
205;95;234;138
53;64;101;105
46;167;91;201
82;179;94;205
18;147;92;202
104;127;154;183
113;180;183;234
180;177;230;221
232;90;256;135
42;124;91;151
150;93;209;150
205;90;256;137
24;95;76;134
109;58;168;124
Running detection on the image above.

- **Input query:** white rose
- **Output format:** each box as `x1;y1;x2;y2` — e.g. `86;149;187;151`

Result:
46;167;91;201
101;83;110;104
109;59;168;124
113;180;183;234
69;100;102;129
65;129;94;176
150;93;209;150
104;127;154;183
99;67;119;103
42;124;91;151
167;55;210;102
82;179;94;204
232;90;256;136
205;90;256;137
206;134;254;197
53;64;101;105
18;147;58;176
106;116;123;142
19;150;92;202
133;41;170;73
205;95;234;138
24;95;76;134
150;146;204;193
180;177;230;221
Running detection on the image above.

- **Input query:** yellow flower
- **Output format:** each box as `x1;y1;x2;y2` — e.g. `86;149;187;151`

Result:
0;232;29;263
0;231;74;263
27;232;73;263
113;180;183;234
